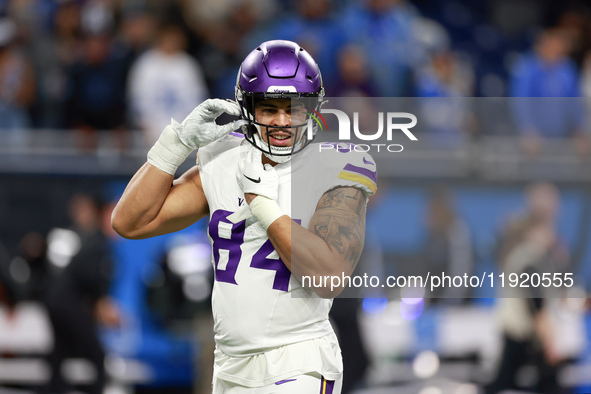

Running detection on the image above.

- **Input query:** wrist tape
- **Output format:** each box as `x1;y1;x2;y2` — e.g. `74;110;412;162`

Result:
147;125;193;175
249;196;285;231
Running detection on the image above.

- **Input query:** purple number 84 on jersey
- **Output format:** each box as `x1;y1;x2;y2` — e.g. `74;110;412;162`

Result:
209;210;296;291
209;210;245;285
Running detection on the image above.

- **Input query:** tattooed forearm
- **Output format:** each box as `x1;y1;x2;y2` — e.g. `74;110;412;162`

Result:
317;187;365;212
310;187;367;267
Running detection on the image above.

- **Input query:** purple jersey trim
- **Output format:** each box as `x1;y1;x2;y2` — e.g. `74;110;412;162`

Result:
326;380;335;394
363;156;375;166
343;163;378;184
229;132;245;138
275;379;297;385
319;377;335;394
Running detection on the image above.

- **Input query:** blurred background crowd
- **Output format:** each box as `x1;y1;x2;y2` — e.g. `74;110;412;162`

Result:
0;0;590;143
2;0;591;394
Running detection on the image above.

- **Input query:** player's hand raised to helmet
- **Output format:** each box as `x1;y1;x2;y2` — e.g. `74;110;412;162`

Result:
172;99;247;150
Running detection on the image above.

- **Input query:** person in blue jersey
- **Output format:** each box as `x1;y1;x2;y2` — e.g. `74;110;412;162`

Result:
510;28;589;156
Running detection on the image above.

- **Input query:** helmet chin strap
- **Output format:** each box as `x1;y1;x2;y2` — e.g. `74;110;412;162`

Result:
240;103;311;164
252;130;293;164
264;151;292;164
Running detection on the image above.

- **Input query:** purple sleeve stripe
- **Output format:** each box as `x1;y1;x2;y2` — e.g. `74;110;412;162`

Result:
319;377;336;394
343;164;378;184
229;132;245;138
326;379;335;394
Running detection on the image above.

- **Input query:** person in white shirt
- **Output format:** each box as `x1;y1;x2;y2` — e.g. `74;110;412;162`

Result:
128;24;208;145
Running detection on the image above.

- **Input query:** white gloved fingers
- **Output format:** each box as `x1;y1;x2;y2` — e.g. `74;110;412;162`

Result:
218;119;248;136
174;99;247;149
241;147;258;175
262;163;278;180
248;147;263;169
223;99;243;116
149;98;245;173
197;99;240;120
240;147;279;201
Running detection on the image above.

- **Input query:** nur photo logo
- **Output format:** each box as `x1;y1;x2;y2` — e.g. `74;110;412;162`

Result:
306;105;418;153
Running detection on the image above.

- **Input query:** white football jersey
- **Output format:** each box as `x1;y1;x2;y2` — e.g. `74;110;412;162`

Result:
197;135;377;386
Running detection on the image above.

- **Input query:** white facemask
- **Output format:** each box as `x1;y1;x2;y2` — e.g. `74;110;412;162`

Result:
251;122;312;164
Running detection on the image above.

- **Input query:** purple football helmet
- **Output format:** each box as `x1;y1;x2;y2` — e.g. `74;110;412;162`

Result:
235;40;324;162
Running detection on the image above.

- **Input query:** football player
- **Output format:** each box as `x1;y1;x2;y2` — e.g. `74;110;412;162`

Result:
112;40;377;393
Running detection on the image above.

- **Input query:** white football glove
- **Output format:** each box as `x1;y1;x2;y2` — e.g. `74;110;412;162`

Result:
148;99;246;175
237;148;279;201
172;99;247;150
235;148;285;230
